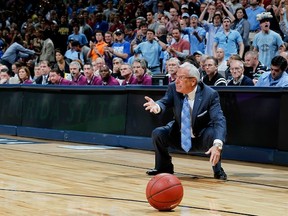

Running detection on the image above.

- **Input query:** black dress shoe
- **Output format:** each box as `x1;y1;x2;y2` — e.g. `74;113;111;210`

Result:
146;168;174;176
214;168;227;180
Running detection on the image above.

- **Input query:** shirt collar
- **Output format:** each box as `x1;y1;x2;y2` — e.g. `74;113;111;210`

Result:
186;86;197;100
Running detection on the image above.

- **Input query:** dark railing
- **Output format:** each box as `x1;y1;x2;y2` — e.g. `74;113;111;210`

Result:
0;85;287;165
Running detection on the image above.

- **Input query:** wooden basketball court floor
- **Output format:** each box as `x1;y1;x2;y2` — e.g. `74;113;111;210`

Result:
0;135;287;216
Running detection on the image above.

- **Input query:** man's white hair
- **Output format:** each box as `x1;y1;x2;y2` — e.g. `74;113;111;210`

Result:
180;62;200;82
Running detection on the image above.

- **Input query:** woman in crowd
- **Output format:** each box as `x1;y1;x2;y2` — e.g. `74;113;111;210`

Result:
18;66;33;84
231;7;250;53
53;49;70;78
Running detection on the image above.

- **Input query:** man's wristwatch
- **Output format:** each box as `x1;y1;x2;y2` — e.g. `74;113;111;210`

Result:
213;142;223;151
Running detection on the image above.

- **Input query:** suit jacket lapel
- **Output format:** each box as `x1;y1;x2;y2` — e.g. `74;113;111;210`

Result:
192;84;203;127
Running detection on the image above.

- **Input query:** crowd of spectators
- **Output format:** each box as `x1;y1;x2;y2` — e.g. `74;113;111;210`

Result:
0;0;288;86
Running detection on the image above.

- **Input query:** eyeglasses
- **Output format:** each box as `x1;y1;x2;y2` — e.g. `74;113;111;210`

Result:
175;75;193;80
230;67;242;72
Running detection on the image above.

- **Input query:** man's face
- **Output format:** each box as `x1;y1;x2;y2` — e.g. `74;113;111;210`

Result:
99;67;110;79
270;65;283;79
222;19;231;30
115;33;123;42
172;29;181;41
84;65;93;78
113;59;121;71
133;62;145;77
147;12;153;22
260;20;270;32
190;17;198;27
230;61;244;80
49;71;61;84
244;54;255;68
95;33;103;42
120;65;132;77
69;64;80;77
105;33;112;43
216;49;225;60
34;66;41;77
40;63;50;75
204;59;217;76
146;31;155;41
175;67;196;94
167;61;179;75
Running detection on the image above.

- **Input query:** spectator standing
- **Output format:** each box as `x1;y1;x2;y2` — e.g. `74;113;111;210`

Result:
87;30;107;61
245;0;265;33
147;11;160;32
109;29;131;63
39;29;55;64
231;8;250;52
67;23;88;46
199;11;223;56
93;12;109;34
103;1;118;21
133;29;166;74
166;28;190;61
252;12;284;68
213;17;244;60
182;14;206;55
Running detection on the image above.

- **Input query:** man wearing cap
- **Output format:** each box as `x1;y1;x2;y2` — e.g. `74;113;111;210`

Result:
181;4;189;15
213;17;244;60
108;29;131;63
252;12;283;68
181;13;190;26
182;14;206;55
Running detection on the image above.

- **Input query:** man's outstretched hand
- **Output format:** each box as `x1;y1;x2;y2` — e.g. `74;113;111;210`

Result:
143;96;159;113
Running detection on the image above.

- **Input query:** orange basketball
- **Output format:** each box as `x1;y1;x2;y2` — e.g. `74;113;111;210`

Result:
146;173;183;211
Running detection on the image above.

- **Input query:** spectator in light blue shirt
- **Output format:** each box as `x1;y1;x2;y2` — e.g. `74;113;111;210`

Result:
133;29;166;74
245;0;265;31
256;56;288;87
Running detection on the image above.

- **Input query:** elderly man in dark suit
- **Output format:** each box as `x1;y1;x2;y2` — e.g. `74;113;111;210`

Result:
144;62;227;180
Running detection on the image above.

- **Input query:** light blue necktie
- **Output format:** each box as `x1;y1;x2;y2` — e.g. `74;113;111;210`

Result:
181;95;192;152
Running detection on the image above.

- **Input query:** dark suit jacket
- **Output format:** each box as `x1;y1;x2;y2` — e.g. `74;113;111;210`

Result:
34;75;50;85
156;82;226;141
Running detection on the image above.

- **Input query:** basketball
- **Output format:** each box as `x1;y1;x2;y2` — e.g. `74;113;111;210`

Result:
146;173;183;211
